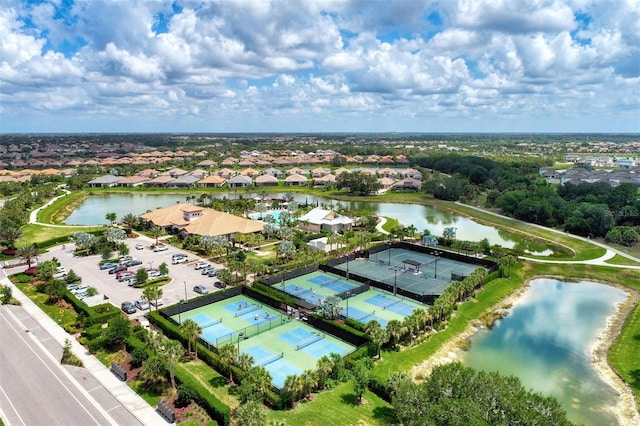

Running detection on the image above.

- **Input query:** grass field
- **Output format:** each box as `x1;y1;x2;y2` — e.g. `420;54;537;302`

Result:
605;254;640;266
17;223;104;247
14;282;78;331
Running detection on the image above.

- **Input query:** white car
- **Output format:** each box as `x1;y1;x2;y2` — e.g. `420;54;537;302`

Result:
172;256;188;265
153;245;168;252
134;299;149;310
135;243;144;250
149;298;164;307
194;261;209;270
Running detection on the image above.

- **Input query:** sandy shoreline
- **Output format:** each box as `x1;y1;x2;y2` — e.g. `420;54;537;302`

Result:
411;277;640;425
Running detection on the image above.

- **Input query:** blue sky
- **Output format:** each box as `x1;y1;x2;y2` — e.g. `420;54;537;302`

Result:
1;0;639;133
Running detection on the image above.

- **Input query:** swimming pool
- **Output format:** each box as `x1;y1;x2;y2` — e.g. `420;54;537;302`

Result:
249;210;284;223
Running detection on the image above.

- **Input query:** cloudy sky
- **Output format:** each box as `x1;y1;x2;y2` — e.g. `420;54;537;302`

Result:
1;0;639;133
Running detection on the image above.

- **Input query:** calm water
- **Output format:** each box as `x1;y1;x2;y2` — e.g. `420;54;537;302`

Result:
460;278;627;426
64;193;552;253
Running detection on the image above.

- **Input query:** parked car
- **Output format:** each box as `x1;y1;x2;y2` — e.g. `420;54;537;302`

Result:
194;261;209;270
148;271;162;278
124;259;143;267
53;266;67;279
172;256;188;265
193;285;209;295
99;262;117;270
214;281;227;289
121;301;137;314
202;266;217;275
118;272;135;282
115;269;131;279
207;269;219;277
153;245;168;252
108;265;127;274
71;285;89;296
171;253;187;260
125;278;139;287
135;243;144;250
134;299;149;310
149;298;164;307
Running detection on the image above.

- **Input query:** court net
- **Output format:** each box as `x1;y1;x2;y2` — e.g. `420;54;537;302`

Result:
296;333;324;350
200;317;222;329
234;304;262;317
260;352;284;367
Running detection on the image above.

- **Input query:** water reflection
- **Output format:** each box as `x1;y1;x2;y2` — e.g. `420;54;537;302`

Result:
64;192;552;253
460;279;626;426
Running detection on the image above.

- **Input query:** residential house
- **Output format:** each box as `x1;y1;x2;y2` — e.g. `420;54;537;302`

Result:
254;174;279;187
263;167;284;178
393;177;422;191
87;175;123;188
167;175;200;188
145;176;176;187
297;207;354;233
227;175;252;188
117;175;150;187
284;173;308;186
198;175;227;188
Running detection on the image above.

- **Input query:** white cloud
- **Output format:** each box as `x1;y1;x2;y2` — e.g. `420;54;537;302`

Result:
0;0;638;132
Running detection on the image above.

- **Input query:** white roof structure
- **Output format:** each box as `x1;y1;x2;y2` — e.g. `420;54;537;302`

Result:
298;207;354;227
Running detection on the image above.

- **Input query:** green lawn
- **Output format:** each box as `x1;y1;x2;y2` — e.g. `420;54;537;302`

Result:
381;217;399;232
609;302;640;403
175;361;241;410
266;381;393;426
18;223;103;247
605;254;640;266
14;282;78;331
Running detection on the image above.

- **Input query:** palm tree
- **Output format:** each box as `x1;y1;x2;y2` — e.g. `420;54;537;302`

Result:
145;331;165;356
238;352;254;373
499;254;517;278
149;225;165;247
121;213;138;235
249;366;272;402
316;356;334;390
218;343;238;384
162;339;184;389
180;319;202;358
300;369;317;400
235;400;266;426
283;374;303;408
0;223;22;250
140;356;166;388
142;286;163;311
17;244;39;269
366;320;387;359
386;319;404;350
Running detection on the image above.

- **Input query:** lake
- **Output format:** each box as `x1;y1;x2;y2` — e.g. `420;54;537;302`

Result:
459;278;627;425
64;192;553;254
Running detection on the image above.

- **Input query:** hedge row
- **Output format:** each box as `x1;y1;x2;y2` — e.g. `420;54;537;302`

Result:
63;291;120;325
174;369;231;426
133;278;170;289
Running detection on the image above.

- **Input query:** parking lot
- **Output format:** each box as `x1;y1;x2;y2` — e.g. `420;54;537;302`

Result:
37;235;224;318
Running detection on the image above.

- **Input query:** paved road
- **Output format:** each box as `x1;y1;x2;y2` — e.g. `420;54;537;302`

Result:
0;305;120;426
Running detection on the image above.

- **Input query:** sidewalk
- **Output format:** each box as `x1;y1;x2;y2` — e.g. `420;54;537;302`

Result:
2;273;168;426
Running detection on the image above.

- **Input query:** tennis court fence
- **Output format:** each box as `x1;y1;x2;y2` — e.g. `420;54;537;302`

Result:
338;281;370;300
214;313;290;347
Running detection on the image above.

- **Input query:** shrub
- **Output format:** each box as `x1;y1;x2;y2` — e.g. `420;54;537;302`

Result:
130;348;148;369
16;273;32;283
2;249;17;256
175;383;198;408
174;369;231;425
24;267;37;276
87;335;108;353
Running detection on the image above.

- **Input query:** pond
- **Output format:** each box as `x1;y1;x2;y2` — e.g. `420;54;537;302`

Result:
459;278;627;426
64;192;553;254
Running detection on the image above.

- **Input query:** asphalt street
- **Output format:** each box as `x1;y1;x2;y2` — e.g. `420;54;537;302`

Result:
0;304;125;426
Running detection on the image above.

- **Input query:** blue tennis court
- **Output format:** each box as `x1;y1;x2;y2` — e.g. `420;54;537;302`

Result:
301;339;350;359
342;306;388;327
201;322;235;343
365;294;419;317
243;345;282;367
308;275;357;293
283;284;324;305
268;358;302;389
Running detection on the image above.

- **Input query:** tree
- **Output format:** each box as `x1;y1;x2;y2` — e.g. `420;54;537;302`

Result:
316;355;334;390
117;242;129;257
315;295;343;320
234;400;266;426
352;358;372;404
238;352;255;373
283;374;303;408
104;227;127;244
140;356;166;388
142;286;163;311
105;315;131;351
301;369;317;400
44;278;66;302
162;339;184;389
218;343;238;384
366;320;387;359
278;240;296;260
0;221;22;250
498;255;517;278
135;268;149;285
248;366;272;402
121;213;138;235
386;319;404;350
152;262;167;279
149;225;165;246
72;232;96;252
336;172;381;195
17;244;39;269
180;319;202;359
105;212;117;224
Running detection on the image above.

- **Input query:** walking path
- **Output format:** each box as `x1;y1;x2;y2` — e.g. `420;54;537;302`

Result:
376;216;389;234
29;188;95;228
1;271;168;425
456;203;640;268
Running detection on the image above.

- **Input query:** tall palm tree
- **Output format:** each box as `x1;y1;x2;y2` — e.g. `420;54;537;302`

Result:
238;352;254;373
142;286;163;311
283;374;303;408
120;213;138;235
366;320;387;359
149;225;165;247
145;331;165;356
162;339;184;389
300;369;317;400
17;244;39;269
386;319;404;350
0;223;22;250
249;366;273;402
315;356;334;390
218;343;238;384
180;319;202;358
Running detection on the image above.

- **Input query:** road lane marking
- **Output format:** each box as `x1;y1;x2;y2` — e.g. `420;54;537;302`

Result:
0;383;27;426
0;306;118;426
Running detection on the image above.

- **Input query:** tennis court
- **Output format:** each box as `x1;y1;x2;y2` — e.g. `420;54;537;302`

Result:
336;247;481;296
170;294;356;388
276;270;361;305
341;288;425;327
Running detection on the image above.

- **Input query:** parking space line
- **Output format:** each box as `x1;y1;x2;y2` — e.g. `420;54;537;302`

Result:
87;385;102;393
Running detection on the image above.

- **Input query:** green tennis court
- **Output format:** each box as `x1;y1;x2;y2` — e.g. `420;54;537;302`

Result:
337;247;481;296
171;294;356;388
